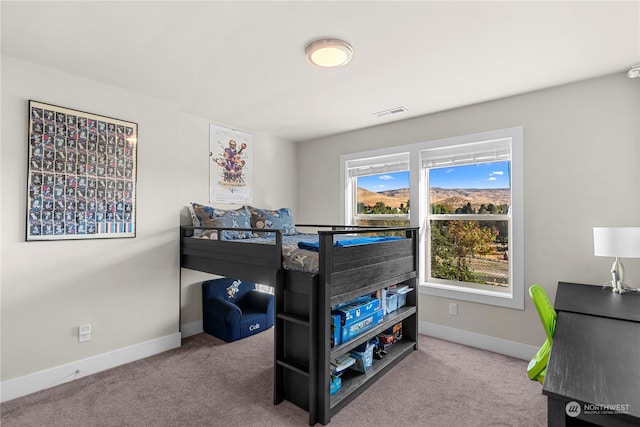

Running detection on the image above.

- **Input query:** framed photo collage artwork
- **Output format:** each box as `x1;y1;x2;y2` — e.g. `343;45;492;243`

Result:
26;100;138;241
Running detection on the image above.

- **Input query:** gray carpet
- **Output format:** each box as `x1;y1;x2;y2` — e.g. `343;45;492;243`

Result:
1;331;546;427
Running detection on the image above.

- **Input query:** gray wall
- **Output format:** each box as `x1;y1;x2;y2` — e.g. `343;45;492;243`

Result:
1;56;180;381
0;56;298;386
296;72;640;348
177;112;297;330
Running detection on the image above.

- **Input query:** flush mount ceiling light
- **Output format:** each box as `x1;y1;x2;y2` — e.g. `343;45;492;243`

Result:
628;65;640;79
305;39;353;68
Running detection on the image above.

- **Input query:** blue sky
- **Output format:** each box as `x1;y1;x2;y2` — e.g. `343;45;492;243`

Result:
357;171;410;192
356;161;510;192
430;161;510;189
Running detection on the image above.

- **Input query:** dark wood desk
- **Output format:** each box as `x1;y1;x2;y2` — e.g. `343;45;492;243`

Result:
542;282;640;427
554;282;640;322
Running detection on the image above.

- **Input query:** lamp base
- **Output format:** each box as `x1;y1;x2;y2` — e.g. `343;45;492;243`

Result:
602;257;637;293
602;281;637;294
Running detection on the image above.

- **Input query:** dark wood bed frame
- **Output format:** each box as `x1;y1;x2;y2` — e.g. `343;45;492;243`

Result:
180;224;419;425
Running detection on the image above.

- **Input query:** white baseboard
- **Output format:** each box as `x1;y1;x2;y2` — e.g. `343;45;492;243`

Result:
1;333;181;403
180;320;203;338
419;321;538;361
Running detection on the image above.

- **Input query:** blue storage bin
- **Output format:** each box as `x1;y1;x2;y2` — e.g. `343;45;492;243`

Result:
330;375;342;395
385;293;398;314
390;286;413;309
331;314;341;347
340;309;384;342
349;340;375;373
333;296;380;325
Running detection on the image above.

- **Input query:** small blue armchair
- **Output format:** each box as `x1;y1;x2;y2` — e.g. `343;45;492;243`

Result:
202;278;274;342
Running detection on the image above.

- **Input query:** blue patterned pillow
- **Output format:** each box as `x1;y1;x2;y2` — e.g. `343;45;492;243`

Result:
246;206;297;236
190;203;254;240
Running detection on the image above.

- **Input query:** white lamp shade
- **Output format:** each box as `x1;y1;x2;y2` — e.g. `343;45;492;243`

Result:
593;227;640;258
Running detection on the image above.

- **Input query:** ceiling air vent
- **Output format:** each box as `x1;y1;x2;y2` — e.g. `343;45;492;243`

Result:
373;106;408;118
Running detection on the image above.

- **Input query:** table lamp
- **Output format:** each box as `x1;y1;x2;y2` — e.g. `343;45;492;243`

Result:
593;227;640;293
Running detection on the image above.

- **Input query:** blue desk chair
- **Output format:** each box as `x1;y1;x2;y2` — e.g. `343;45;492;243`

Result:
202;278;274;342
527;284;557;384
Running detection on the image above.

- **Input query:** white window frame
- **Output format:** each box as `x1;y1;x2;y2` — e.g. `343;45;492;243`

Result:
341;151;411;226
340;127;524;310
420;129;523;309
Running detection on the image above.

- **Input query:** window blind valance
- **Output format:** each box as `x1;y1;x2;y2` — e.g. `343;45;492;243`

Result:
421;139;511;169
346;152;409;178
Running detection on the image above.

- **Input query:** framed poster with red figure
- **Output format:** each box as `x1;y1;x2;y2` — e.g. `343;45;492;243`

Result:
209;124;253;204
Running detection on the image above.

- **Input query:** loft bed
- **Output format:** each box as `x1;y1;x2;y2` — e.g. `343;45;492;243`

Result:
180;225;284;285
180;224;415;286
180;224;419;426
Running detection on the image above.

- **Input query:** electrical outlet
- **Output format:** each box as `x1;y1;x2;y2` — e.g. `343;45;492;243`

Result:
448;303;458;316
78;323;91;343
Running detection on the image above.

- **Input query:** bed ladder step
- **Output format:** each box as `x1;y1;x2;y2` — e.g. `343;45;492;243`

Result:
277;313;310;327
276;358;310;377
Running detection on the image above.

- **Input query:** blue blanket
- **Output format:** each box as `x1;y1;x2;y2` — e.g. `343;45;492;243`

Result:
298;236;403;252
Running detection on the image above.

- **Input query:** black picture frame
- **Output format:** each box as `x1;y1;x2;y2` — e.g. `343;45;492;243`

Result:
26;100;138;241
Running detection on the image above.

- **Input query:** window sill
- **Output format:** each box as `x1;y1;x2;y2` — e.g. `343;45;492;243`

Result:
420;281;524;310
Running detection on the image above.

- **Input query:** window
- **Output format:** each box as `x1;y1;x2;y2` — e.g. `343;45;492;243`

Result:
420;129;523;309
343;152;410;228
423;141;512;290
341;127;523;309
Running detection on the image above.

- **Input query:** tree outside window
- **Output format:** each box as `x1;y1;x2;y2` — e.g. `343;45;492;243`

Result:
427;160;511;290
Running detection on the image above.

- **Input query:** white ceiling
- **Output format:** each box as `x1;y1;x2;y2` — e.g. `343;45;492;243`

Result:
2;1;639;142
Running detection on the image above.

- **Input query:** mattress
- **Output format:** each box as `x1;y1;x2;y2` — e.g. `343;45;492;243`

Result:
243;233;321;273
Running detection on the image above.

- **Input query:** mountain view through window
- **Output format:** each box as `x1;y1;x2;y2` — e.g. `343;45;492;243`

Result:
355;171;410;227
354;162;511;288
428;161;511;288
